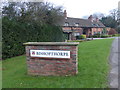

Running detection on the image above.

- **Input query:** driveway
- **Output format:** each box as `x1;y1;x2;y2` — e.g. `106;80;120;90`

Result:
109;37;119;88
87;37;116;40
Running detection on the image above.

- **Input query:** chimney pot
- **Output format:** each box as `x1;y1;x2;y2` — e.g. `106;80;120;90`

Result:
96;17;99;22
64;10;67;19
88;15;93;22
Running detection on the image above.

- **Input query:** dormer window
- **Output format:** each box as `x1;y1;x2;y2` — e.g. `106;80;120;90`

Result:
96;24;100;27
75;23;79;26
92;24;100;27
92;24;96;26
65;22;69;26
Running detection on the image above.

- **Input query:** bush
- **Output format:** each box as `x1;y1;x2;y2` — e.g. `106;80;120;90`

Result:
92;34;113;38
92;35;98;38
76;35;86;39
112;34;116;37
2;17;65;59
112;34;120;37
101;35;109;38
108;35;112;37
68;40;84;42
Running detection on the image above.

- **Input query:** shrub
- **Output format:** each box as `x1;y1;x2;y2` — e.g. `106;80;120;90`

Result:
77;35;86;39
112;34;116;37
108;35;112;37
92;35;98;38
112;34;120;37
68;40;84;42
2;17;65;59
101;35;109;38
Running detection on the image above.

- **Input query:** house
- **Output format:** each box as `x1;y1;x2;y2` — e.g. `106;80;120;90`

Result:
60;10;110;40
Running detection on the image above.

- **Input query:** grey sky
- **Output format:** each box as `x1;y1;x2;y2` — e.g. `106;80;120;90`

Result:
45;0;119;18
1;0;119;18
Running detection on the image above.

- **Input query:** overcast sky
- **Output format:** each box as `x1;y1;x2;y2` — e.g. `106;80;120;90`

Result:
45;0;119;18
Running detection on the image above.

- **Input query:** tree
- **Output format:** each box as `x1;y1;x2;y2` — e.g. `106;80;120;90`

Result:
92;12;105;19
116;25;120;33
2;2;64;25
109;8;118;20
100;16;117;28
2;2;65;59
82;12;105;20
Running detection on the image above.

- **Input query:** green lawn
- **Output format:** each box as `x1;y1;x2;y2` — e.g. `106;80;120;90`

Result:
2;39;114;88
0;61;2;90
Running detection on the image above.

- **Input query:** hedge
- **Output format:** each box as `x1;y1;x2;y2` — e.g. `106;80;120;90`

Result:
2;17;65;59
76;35;86;39
91;35;113;38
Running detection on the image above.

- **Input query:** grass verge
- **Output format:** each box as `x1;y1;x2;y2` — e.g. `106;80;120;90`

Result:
2;39;114;88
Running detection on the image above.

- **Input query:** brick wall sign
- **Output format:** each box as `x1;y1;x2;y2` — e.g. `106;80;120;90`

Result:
30;50;70;58
23;42;79;76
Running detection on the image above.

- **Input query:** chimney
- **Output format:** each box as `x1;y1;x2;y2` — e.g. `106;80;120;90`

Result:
88;15;93;22
64;10;67;19
96;17;99;22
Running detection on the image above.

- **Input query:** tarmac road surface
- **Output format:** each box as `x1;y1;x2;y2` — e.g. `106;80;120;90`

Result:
109;37;119;88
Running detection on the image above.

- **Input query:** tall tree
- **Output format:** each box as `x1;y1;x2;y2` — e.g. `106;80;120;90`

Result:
100;16;117;28
2;2;64;25
109;8;118;20
92;12;105;19
2;2;65;59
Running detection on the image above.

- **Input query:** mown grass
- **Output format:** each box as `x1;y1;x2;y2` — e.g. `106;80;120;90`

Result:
2;39;114;88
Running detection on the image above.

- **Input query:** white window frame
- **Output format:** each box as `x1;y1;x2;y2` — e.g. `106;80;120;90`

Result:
64;22;69;26
74;32;80;36
75;23;79;26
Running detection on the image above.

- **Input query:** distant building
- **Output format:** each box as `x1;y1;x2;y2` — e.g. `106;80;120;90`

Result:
59;10;110;40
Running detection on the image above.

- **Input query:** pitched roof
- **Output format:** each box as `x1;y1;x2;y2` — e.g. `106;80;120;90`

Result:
60;17;105;28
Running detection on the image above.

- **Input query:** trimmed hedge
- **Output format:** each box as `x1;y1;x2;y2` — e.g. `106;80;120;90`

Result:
92;35;99;38
91;35;113;38
68;40;84;42
2;17;65;59
101;35;109;38
112;34;120;37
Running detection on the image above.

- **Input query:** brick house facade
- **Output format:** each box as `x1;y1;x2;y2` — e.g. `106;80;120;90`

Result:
60;10;110;40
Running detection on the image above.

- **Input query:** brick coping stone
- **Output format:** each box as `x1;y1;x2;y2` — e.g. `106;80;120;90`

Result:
23;42;79;46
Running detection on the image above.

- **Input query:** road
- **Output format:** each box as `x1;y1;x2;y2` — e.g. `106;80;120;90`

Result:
118;37;120;89
109;37;119;88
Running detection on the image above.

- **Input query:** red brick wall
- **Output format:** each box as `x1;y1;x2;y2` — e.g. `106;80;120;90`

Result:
92;28;103;35
25;45;78;76
62;27;71;31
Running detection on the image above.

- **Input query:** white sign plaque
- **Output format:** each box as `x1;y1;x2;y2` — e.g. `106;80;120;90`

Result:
30;50;70;58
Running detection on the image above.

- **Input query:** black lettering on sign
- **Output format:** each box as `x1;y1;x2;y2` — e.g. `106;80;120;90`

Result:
36;52;39;55
65;53;68;56
35;51;69;57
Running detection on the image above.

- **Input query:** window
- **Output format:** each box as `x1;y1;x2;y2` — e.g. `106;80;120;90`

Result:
92;24;100;27
75;23;79;26
98;31;101;34
94;32;96;35
92;24;96;26
74;32;80;36
64;22;69;26
96;24;100;27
